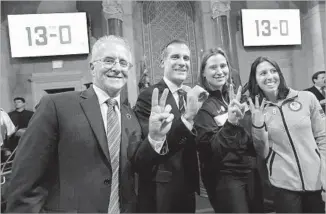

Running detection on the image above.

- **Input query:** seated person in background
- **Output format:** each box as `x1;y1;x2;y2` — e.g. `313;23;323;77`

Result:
304;71;325;112
0;108;15;163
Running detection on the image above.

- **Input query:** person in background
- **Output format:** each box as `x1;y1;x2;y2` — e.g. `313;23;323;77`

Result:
194;48;264;213
304;71;325;112
248;56;326;213
138;70;151;93
5;35;174;213
7;97;34;152
0;108;15;162
134;39;208;213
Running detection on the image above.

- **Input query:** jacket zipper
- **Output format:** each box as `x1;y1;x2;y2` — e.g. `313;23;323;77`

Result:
265;148;273;163
315;149;321;158
269;151;276;176
278;106;306;191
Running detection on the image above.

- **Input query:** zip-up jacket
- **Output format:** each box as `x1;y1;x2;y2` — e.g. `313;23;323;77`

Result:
194;90;257;198
252;89;326;191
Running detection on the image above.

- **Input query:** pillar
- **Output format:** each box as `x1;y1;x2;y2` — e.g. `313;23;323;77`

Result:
211;0;242;88
102;0;128;105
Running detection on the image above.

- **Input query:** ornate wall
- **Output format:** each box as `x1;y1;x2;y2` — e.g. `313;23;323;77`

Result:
133;1;205;87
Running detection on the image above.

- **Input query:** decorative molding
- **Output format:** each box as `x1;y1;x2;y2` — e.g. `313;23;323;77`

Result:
142;1;198;86
102;0;124;21
29;71;83;83
29;71;84;108
211;0;231;20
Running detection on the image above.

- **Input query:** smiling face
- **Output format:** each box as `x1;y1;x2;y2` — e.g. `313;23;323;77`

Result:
255;61;280;96
162;43;190;86
91;41;131;97
203;54;229;91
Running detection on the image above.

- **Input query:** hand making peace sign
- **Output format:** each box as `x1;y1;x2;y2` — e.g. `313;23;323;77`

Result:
227;85;246;125
148;88;174;141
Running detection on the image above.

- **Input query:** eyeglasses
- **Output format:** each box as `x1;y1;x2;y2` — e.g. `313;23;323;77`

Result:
92;57;133;68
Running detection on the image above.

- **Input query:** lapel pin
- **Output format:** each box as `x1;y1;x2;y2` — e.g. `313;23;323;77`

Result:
126;113;132;119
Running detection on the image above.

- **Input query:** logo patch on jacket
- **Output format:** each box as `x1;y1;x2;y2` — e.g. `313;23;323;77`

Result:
288;101;302;112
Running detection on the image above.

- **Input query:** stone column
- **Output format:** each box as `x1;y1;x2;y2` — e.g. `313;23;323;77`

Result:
211;0;242;88
102;0;123;36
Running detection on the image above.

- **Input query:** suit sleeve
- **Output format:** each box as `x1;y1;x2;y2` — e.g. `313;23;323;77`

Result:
5;95;58;213
133;87;196;155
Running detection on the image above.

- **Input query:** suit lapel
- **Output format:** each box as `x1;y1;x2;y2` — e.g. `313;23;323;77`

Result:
313;86;325;98
119;104;130;175
157;79;181;118
80;87;111;163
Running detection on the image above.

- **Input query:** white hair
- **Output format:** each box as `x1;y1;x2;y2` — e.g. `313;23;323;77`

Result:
90;35;132;62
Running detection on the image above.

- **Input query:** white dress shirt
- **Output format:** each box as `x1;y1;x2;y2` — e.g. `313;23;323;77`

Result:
163;77;194;130
93;85;166;154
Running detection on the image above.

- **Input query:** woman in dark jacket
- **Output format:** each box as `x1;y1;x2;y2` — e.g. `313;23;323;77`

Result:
194;48;263;212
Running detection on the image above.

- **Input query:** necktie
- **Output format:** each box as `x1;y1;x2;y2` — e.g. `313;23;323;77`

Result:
177;89;186;114
321;86;325;98
106;98;120;214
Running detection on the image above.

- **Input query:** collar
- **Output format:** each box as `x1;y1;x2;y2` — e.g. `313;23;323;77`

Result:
265;88;298;106
314;85;323;91
92;84;120;109
163;77;183;94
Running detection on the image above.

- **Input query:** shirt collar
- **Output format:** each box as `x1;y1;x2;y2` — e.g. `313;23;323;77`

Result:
314;85;323;91
163;77;183;94
92;84;120;109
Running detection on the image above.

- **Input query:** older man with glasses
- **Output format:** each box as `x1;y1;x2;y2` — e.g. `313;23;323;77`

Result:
5;35;174;213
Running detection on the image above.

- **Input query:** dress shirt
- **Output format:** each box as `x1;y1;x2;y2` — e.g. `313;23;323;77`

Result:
163;77;194;130
93;85;166;154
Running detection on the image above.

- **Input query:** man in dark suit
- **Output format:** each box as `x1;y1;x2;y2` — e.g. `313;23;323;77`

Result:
7;97;34;152
5;35;174;213
134;39;208;213
304;71;325;112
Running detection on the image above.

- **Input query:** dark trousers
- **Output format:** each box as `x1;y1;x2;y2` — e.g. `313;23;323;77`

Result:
210;173;263;213
273;186;325;213
137;183;196;213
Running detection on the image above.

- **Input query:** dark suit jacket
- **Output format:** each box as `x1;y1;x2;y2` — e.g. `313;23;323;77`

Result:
134;79;200;212
5;87;160;213
305;86;325;112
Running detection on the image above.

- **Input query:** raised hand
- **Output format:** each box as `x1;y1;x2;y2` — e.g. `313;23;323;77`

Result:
248;95;268;127
148;88;174;141
228;85;246;125
183;85;209;122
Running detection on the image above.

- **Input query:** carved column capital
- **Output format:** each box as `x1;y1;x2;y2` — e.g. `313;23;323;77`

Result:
102;0;124;21
211;0;231;19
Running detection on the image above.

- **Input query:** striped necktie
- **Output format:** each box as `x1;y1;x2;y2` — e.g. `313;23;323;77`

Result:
106;98;120;214
177;89;186;114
